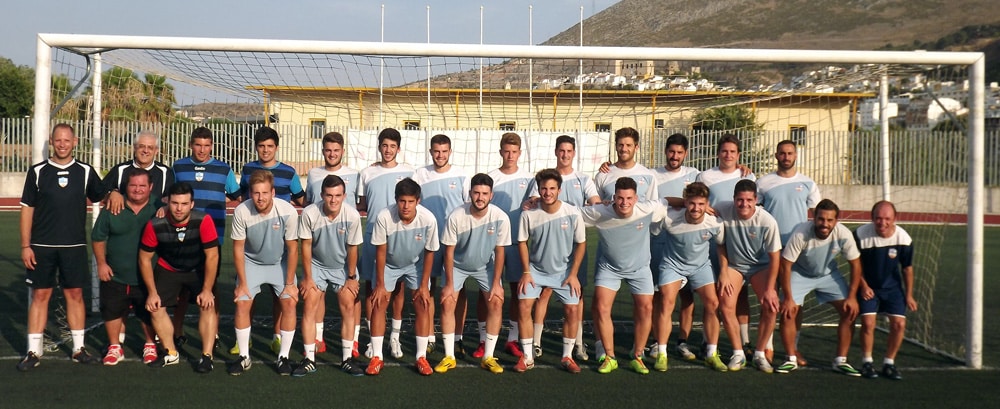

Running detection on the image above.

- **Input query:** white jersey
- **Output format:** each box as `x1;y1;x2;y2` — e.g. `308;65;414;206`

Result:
412;165;470;236
518;202;586;278
441;203;512;273
358;163;415;224
299;202;364;270
371;204;440;270
593;163;658;202
782;221;860;278
696;167;756;208
581;201;666;273
488;168;533;242
715;202;782;274
231;199;299;266
305;166;360;206
654;166;700;200
756;172;821;244
528;170;599;207
657;207;725;272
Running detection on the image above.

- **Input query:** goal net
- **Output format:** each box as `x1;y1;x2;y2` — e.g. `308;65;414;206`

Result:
33;33;986;367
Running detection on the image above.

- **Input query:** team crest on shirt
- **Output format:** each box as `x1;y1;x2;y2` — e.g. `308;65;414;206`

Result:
573;182;581;189
414;232;424;241
195;171;204;182
749;231;758;239
888;248;898;259
176;226;187;242
795;184;804;192
636;222;644;230
449;181;457;190
337;226;346;235
487;225;495;235
58;177;68;187
272;221;281;230
396;175;405;182
638;178;647;185
560;220;569;230
701;231;711;240
831;244;841;255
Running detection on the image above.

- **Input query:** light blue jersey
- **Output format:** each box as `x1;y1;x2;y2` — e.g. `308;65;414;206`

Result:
305;166;360;206
358;163;414;279
696;167;756;208
657;207;725;273
593;163;658;202
527;170;600;207
756;172;821;244
782;221;860;278
487;168;532;280
412;165;470;236
231;199;299;266
518;202;586;285
581;201;665;273
371;204;440;271
299;202;364;270
650;166;700;269
441;203;511;273
715;202;782;275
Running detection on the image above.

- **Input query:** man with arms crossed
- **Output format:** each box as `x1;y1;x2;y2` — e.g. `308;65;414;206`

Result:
228;170;300;376
434;173;510;374
139;182;219;372
295;175;365;377
514;169;586;374
776;199;862;376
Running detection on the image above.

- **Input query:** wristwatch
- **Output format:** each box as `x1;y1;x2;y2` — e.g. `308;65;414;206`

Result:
347;274;358;280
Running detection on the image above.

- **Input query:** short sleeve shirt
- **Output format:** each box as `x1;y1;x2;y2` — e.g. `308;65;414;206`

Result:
231;199;299;266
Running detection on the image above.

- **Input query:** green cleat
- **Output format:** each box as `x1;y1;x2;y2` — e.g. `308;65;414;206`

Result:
270;336;282;355
229;340;251;356
705;353;728;372
653;352;668;372
597;356;618;374
775;360;798;374
629;357;649;375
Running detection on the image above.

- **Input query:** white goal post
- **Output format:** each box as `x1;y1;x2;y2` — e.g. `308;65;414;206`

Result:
30;33;985;368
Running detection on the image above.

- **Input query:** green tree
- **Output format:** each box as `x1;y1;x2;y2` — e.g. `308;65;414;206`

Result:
690;101;763;132
0;57;35;117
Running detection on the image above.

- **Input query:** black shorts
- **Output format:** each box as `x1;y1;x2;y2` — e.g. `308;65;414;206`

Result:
99;280;152;324
154;264;205;308
26;246;90;289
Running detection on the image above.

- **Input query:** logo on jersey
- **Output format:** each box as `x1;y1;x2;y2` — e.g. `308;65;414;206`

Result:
888;248;898;259
795;184;804;192
487;225;496;235
449;181;457;190
58;177;68;188
636;222;645;230
195;171;204;182
831;244;841;255
337;226;347;235
573;182;581;189
560;220;569;230
749;230;758;239
414;232;423;241
272;222;281;231
176;226;187;242
518;181;528;189
701;231;711;240
395;175;405;182
638;178;647;185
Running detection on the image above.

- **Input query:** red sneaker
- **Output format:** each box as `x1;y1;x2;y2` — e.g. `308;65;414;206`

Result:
561;357;581;374
316;339;326;354
142;343;158;365
352;341;360;358
471;342;486;359
513;355;534;373
103;345;123;366
504;341;523;358
416;356;433;376
366;356;384;376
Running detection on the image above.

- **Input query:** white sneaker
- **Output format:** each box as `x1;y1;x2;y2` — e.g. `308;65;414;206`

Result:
574;343;589;362
753;355;774;374
676;343;697;361
727;354;747;371
390;338;404;359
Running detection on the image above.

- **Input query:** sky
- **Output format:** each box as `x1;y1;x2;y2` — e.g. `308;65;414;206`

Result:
1;0;618;67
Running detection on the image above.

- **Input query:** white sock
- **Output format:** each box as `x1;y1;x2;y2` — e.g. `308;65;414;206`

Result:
575;324;584;347
788;355;797;363
477;321;487;342
658;344;667;355
733;348;746;358
27;333;43;356
342;338;353;362
236;327;251;357
835;356;847;364
520;339;534;361
353;325;361;342
532;323;544;346
315;323;324;342
71;329;85;352
416;336;429;359
766;332;774;350
562;337;574;358
863;356;874;363
705;344;718;357
118;331;126;344
754;350;766;359
884;357;894;365
508;321;519;342
390;319;402;339
303;343;315;361
740;323;749;344
273;333;280;342
371;336;384;359
443;333;455;357
279;330;295;358
484;333;499;358
429;334;437;344
456;334;463;341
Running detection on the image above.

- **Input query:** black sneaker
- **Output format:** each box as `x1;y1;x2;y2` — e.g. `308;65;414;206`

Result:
196;354;214;373
861;362;879;379
213;335;226;353
291;358;316;377
175;335;188;346
456;342;467;359
227;355;251;376
882;363;902;380
276;356;293;376
72;347;99;364
150;352;180;368
341;358;365;377
16;352;40;372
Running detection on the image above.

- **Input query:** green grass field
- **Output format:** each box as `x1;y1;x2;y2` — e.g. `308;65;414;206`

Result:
1;212;998;408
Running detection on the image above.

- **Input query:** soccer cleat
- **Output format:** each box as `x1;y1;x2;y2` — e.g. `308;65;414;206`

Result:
455;343;466;359
196;354;214;373
365;356;384;376
175;335;188;346
17;352;40;372
861;362;879;379
504;341;523;358
389;338;404;359
352;341;359;358
276;356;293;376
513;355;534;373
742;343;753;358
630;357;650;375
426;341;436;355
229;340;250;356
103;345;124;366
833;361;862;377
315;339;326;354
533;344;544;358
654;352;669;372
341;358;365;376
270;336;282;355
142;343;158;364
416;356;433;376
434;356;457;373
151;351;179;368
291;358;316;377
644;342;659;359
574;343;589;362
561;357;581;374
775;360;799;374
753;356;774;374
676;343;697;361
471;342;486;359
704;353;728;372
227;355;252;375
727;354;747;372
72;347;100;364
882;363;902;380
364;342;374;359
213;335;225;353
597;356;618;374
481;356;504;374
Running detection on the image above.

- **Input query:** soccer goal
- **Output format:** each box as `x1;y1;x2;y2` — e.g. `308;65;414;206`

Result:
29;32;986;368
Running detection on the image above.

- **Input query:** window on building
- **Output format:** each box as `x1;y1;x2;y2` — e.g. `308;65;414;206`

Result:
594;122;612;132
789;125;807;145
654;119;665;128
310;119;326;139
403;120;421;130
498;121;516;131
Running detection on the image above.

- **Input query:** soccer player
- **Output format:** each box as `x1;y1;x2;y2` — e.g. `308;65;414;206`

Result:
593;127;658;202
514;169;586;374
103;130;174;214
228;170;300;376
581;177;664;374
854;200;916;380
776;199;862;376
365;178;439;376
486;132;533;358
304;131;361;357
93;169;159;366
715;179;782;373
296;175;365;377
18;123;107;371
434;173;510;374
138;182;220;372
524;135;600;361
358;128;414;359
652;182;730;372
